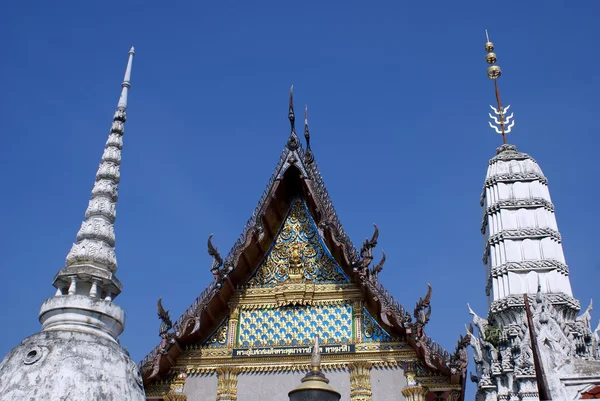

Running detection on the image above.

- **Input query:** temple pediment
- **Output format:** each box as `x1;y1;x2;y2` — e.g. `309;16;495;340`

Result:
248;197;349;287
140;91;468;401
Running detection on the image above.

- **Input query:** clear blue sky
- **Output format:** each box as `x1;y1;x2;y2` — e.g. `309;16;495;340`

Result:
1;1;599;398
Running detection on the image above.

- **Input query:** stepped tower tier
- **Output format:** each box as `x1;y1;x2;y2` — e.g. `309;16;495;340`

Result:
481;143;578;323
140;88;468;401
471;143;600;401
0;47;145;401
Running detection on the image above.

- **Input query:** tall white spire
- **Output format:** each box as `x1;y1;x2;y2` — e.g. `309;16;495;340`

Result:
40;47;136;341
63;47;135;283
0;48;146;401
117;46;135;109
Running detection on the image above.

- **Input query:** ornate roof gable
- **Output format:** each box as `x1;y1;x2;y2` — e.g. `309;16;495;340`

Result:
140;94;468;396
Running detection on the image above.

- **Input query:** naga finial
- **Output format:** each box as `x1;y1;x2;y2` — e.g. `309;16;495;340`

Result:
414;283;432;328
157;297;173;338
287;85;299;150
356;223;379;274
304;104;314;165
207;234;223;273
289;85;295;128
371;249;386;279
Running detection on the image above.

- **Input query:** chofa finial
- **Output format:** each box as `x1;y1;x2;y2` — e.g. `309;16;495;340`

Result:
289;85;295;129
484;31;515;144
304;105;310;143
287;85;299;151
303;104;314;164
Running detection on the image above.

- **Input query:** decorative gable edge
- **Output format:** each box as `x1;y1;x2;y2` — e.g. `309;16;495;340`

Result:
139;101;469;396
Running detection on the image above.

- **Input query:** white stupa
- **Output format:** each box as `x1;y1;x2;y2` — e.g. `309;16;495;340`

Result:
0;47;146;400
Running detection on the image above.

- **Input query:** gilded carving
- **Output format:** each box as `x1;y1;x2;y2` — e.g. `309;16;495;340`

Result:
362;308;394;343
354;300;363;343
203;319;228;348
248;198;348;286
401;385;429;401
163;372;188;401
216;367;238;401
164;395;187;401
349;361;372;401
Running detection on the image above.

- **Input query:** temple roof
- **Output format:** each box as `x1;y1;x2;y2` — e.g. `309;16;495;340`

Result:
139;91;469;392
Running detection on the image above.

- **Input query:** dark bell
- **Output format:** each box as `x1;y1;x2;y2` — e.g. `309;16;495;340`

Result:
289;370;341;401
289;389;341;401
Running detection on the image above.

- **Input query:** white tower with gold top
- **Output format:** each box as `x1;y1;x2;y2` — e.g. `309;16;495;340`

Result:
468;32;600;401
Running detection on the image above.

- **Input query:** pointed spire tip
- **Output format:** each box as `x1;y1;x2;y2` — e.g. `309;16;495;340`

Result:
118;46;134;108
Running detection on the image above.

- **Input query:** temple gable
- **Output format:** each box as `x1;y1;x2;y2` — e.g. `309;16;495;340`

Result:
248;197;349;286
141;91;468;400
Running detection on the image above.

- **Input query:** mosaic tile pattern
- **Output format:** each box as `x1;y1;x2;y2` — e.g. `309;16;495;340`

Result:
238;304;353;347
248;198;349;286
362;308;393;342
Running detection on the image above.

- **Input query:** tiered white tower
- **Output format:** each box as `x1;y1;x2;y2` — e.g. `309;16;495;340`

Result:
481;143;578;320
468;33;600;401
0;48;146;400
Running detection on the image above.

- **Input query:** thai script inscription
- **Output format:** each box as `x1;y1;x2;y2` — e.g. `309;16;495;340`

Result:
232;344;355;358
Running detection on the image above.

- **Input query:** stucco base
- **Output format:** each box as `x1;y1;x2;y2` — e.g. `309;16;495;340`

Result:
371;365;407;401
184;373;218;401
0;330;145;401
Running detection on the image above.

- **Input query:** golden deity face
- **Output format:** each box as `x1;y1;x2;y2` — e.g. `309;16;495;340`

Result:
288;241;304;279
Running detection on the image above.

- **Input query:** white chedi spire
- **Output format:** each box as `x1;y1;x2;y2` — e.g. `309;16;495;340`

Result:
480;143;578;320
40;47;136;342
0;47;145;401
64;47;135;279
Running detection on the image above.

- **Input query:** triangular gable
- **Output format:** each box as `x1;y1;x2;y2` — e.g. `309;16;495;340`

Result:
248;197;349;286
362;307;397;342
203;317;229;348
141;98;468;394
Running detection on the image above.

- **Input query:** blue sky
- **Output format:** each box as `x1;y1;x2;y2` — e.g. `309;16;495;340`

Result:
1;0;599;398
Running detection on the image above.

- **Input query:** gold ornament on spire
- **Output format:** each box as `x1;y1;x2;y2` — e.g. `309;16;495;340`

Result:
485;30;515;143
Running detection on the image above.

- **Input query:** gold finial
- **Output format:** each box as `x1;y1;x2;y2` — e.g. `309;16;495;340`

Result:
485;30;515;144
484;29;494;52
485;29;501;79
